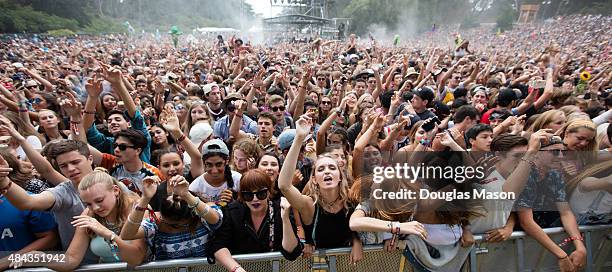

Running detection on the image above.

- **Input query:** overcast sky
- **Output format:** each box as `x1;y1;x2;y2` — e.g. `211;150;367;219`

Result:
245;0;282;17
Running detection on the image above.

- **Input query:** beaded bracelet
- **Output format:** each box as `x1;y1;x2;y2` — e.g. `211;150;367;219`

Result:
558;236;583;247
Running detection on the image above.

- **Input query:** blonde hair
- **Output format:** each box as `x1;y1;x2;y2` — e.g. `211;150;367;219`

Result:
528;110;565;133
2;112;45;145
78;168;139;228
557;119;598;164
303;153;352;212
230;138;262;173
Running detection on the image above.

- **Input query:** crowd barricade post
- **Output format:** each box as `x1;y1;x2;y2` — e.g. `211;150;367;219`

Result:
7;225;611;272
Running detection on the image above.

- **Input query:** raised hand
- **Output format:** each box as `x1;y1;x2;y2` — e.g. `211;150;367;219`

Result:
60;92;83;118
100;63;123;84
160;105;181;133
528;129;553;152
169;175;189;198
85;77;104;98
141;176;160;200
0;118;25;142
295;115;313;138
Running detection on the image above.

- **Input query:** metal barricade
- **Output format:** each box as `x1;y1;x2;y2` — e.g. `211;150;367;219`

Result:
9;225;611;272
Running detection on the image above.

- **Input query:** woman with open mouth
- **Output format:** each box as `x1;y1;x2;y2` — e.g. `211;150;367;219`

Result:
278;114;363;265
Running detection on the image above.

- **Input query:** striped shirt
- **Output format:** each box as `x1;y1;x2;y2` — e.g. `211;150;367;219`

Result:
141;206;223;260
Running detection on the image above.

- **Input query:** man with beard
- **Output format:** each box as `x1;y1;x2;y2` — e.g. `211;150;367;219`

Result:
204;83;225;121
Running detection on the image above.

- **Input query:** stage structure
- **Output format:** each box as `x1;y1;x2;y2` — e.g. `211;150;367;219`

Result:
264;0;350;42
518;4;540;24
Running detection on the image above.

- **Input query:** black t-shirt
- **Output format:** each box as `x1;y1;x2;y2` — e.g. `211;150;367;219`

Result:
416;109;436;121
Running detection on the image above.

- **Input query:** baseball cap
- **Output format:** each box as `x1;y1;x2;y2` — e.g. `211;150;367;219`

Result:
201;139;230;157
277;129;312;151
222;92;244;109
203;83;219;96
189;123;213;149
497;88;518;104
414;87;435;103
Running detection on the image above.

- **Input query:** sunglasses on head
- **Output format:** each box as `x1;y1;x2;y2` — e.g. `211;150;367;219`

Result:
113;143;135;151
271;106;285;112
241;188;269;201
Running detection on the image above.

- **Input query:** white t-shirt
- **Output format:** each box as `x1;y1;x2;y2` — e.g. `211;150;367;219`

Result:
16;135;42;161
188;171;242;203
469;170;516;234
569;186;611;216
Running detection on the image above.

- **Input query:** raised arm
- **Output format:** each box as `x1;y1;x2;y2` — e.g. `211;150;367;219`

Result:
83;77;103;131
278;115;315;217
22;68;54;92
101;63;137;119
121;177;158;240
316;98;347;155
352;113;384;179
0;119;65;185
161;105;204;178
291;67;312;120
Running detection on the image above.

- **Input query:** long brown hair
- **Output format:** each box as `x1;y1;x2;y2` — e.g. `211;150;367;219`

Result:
0;148;33;187
2;111;45;145
303;153;352;212
566;160;612;195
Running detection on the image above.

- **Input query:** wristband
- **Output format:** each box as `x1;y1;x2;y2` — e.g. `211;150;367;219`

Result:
187;196;201;209
231;265;242;272
558;236;584;247
18;109;28;112
134;205;148;212
176;134;186;143
84;110;96;115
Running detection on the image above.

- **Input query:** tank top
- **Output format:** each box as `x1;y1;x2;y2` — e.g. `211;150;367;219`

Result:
303;203;353;249
90;235;121;263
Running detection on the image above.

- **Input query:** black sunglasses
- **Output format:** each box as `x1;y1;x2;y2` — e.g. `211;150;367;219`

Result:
113;143;135;151
271;106;285;112
241;188;269;201
321;101;331;105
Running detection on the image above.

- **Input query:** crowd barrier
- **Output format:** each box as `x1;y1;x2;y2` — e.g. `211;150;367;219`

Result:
8;224;611;272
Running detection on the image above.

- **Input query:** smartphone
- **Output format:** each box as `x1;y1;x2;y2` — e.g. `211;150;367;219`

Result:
530;80;546;89
422;116;440;132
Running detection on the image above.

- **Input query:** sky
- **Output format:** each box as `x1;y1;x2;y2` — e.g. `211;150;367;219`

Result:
245;0;282;18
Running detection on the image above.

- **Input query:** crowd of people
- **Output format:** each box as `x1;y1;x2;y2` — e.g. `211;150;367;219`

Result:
0;13;611;272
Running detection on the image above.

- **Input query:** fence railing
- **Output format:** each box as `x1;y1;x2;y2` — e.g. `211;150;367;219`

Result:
8;224;611;272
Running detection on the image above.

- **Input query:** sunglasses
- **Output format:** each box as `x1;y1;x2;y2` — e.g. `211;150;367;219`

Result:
271;106;285;112
175;104;185;110
29;98;43;104
113;143;135;151
321;101;331;105
545;149;567;157
241;188;269;202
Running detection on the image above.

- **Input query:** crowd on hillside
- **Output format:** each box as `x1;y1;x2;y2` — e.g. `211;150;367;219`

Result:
0;14;610;272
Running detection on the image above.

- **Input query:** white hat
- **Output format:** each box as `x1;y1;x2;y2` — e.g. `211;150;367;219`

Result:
189;123;213;149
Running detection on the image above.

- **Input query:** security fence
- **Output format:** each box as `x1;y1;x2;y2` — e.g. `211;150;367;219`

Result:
8;224;611;272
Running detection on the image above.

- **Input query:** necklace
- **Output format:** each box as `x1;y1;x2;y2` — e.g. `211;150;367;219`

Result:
319;194;342;211
102;218;121;234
